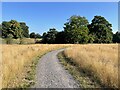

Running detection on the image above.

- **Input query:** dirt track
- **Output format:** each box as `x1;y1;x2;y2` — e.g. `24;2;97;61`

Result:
33;49;79;88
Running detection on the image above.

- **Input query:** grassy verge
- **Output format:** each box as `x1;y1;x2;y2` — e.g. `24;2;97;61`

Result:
2;44;72;88
13;46;70;88
18;53;43;88
57;51;101;88
63;44;118;88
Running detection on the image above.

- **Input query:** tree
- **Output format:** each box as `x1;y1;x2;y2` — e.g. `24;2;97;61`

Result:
0;24;2;38
2;20;23;39
35;33;41;38
113;31;120;43
88;16;113;43
20;22;29;38
42;28;58;44
30;32;36;38
2;21;11;38
55;31;66;44
64;15;89;44
42;32;47;43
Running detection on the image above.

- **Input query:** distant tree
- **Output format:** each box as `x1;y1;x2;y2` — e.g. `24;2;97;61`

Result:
0;24;2;37
42;32;47;37
30;32;36;38
2;20;23;39
42;28;58;44
20;22;29;38
42;32;47;43
113;31;120;43
55;31;66;44
88;16;113;43
64;15;89;44
35;33;41;38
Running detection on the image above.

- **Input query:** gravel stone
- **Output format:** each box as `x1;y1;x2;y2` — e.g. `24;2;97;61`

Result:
33;49;79;88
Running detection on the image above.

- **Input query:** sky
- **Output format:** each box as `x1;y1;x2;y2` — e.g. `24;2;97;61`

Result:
2;2;118;34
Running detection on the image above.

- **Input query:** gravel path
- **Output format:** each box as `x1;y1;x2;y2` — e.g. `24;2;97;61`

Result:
33;49;79;88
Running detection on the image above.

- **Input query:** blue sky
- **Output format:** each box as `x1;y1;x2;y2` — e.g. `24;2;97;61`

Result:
2;2;118;34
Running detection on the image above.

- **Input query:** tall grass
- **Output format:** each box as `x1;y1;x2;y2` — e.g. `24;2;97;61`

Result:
1;38;38;44
1;44;71;88
64;44;118;88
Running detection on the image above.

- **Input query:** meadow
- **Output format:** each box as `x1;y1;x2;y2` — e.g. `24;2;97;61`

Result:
0;44;119;88
64;44;119;88
1;44;71;88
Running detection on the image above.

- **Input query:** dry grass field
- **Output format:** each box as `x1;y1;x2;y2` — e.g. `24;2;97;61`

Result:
1;44;119;88
1;44;71;88
64;44;119;88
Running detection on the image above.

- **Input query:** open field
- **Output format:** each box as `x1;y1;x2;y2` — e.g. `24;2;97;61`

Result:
1;44;72;88
1;44;119;88
64;44;119;88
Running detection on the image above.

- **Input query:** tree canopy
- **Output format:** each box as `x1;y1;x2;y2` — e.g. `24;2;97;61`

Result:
2;20;29;39
2;20;22;39
113;31;120;43
30;32;36;38
20;22;29;38
42;28;58;44
1;15;119;44
88;16;113;43
64;15;89;44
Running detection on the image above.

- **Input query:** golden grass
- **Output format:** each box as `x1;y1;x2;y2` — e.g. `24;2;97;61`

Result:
64;44;119;88
1;44;72;88
1;38;39;44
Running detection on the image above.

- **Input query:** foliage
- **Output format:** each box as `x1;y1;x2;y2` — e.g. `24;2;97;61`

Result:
1;15;118;44
30;32;41;39
113;31;120;43
88;16;113;43
2;20;23;39
42;28;58;44
35;33;41;38
55;31;66;44
63;15;89;44
30;32;36;38
20;22;29;38
0;24;2;37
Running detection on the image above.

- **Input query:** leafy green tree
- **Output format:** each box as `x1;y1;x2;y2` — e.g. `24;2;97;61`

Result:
42;28;58;44
2;20;23;39
9;20;23;39
30;32;36;38
113;31;120;43
64;15;89;44
35;33;41;38
88;16;113;43
20;22;29;38
2;21;11;38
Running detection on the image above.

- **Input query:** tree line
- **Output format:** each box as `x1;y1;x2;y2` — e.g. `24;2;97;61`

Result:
0;15;120;44
0;20;41;39
41;15;120;44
